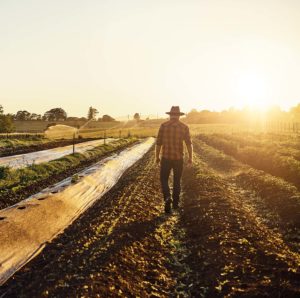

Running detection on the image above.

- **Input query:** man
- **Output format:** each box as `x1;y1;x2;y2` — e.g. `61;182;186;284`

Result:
156;106;193;214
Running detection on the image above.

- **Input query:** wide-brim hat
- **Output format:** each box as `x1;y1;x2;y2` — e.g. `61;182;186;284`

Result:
166;106;185;116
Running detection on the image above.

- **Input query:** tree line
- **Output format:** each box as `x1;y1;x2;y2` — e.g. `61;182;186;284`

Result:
184;104;300;124
2;103;300;133
0;105;117;133
3;106;116;122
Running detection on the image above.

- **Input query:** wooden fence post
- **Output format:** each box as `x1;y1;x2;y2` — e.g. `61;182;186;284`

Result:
73;133;75;154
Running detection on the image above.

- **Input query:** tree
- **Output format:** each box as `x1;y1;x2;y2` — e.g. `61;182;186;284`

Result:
87;107;98;120
43;108;67;121
30;113;42;120
15;110;31;121
0;114;14;132
133;113;141;121
102;115;115;122
0;105;3;115
67;117;80;121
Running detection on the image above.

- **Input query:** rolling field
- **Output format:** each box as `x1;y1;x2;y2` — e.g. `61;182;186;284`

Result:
1;129;300;296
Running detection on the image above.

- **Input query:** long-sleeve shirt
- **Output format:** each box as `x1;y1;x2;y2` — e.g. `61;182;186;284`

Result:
156;120;192;160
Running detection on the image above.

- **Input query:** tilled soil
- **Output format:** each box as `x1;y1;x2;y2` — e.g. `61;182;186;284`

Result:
193;139;300;254
181;148;300;297
0;148;188;297
1;146;300;297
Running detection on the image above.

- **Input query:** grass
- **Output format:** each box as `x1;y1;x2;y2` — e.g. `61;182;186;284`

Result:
0;135;45;149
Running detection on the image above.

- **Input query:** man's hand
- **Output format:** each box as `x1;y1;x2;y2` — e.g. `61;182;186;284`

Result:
155;157;161;165
155;145;161;166
186;144;193;167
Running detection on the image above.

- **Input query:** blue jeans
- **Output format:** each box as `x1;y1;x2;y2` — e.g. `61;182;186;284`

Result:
160;158;183;205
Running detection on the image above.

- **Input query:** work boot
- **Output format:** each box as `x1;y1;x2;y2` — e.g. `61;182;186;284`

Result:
164;198;171;214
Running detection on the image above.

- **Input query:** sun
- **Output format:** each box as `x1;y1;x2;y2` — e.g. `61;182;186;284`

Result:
236;73;271;110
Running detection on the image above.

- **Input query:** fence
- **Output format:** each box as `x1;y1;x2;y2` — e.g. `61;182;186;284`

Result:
264;121;300;133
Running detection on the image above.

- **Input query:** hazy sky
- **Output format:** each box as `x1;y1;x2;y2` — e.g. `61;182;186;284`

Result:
1;0;300;118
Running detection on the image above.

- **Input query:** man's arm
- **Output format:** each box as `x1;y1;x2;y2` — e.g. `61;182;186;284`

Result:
156;145;162;164
155;125;163;164
184;126;193;164
186;143;193;164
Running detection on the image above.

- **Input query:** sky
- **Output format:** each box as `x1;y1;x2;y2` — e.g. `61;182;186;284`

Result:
1;0;300;118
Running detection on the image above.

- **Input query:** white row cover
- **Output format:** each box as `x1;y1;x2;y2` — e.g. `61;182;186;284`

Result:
0;137;154;285
0;138;116;169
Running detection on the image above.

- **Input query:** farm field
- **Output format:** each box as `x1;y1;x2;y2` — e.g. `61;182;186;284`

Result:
1;131;300;297
0;139;154;285
73;122;274;140
0;123;244;160
0;138;116;169
13;120;122;133
0;136;107;158
44;121;300;139
2;0;300;296
197;132;300;189
10;120;256;138
0;138;137;210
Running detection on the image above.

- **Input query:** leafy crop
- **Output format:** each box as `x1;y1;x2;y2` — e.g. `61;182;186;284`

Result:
197;133;300;189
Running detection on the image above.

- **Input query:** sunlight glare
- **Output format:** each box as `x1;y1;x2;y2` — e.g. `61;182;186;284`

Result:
236;73;271;110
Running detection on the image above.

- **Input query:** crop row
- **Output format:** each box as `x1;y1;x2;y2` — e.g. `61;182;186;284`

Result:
192;139;300;228
0;138;138;209
200;132;300;159
183;150;300;296
197;133;300;189
0;137;104;158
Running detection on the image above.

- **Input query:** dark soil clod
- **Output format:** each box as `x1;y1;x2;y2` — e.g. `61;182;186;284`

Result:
17;206;26;210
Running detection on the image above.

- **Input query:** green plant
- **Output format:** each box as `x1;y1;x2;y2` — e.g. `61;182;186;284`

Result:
71;174;80;184
0;138;138;209
0;166;9;179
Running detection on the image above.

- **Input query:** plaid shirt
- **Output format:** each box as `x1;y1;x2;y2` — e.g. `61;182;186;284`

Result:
156;120;192;160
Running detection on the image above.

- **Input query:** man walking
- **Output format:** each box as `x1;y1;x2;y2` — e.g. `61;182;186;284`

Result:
156;106;193;214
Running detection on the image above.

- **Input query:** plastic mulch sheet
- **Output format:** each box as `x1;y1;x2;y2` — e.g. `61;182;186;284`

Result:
0;137;154;285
